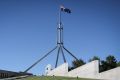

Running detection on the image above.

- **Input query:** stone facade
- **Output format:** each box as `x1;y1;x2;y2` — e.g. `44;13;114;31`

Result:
46;60;120;80
67;60;99;78
47;63;68;76
97;67;120;80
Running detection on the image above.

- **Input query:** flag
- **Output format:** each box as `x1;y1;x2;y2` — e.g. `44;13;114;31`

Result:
60;5;71;13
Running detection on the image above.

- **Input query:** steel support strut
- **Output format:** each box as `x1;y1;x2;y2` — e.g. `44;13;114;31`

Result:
63;46;79;61
55;47;60;68
60;46;66;63
24;46;57;72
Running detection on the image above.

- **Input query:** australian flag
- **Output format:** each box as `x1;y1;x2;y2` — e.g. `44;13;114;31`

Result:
60;5;71;13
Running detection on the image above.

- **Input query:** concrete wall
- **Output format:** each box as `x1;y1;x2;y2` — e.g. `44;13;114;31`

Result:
47;63;68;76
46;60;120;80
46;60;99;78
67;60;99;78
96;67;120;80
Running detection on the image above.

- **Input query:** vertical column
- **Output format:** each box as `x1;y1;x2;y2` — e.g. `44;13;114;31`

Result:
57;9;63;45
57;23;63;44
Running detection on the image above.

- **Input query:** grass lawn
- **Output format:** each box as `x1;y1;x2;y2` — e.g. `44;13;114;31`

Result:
15;76;100;80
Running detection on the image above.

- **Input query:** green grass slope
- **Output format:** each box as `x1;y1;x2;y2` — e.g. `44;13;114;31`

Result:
16;76;100;80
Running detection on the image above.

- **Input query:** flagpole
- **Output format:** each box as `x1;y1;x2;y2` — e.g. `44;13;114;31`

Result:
24;6;80;72
59;7;61;25
57;6;63;45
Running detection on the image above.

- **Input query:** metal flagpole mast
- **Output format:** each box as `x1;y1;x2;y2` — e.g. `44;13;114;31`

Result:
24;5;79;72
57;7;63;45
55;7;63;68
58;7;66;63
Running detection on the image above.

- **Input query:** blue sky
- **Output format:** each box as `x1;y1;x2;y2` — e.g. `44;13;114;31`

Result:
0;0;120;75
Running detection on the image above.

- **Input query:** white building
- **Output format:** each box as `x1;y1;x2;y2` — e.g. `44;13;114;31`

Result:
45;64;52;75
45;60;120;80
